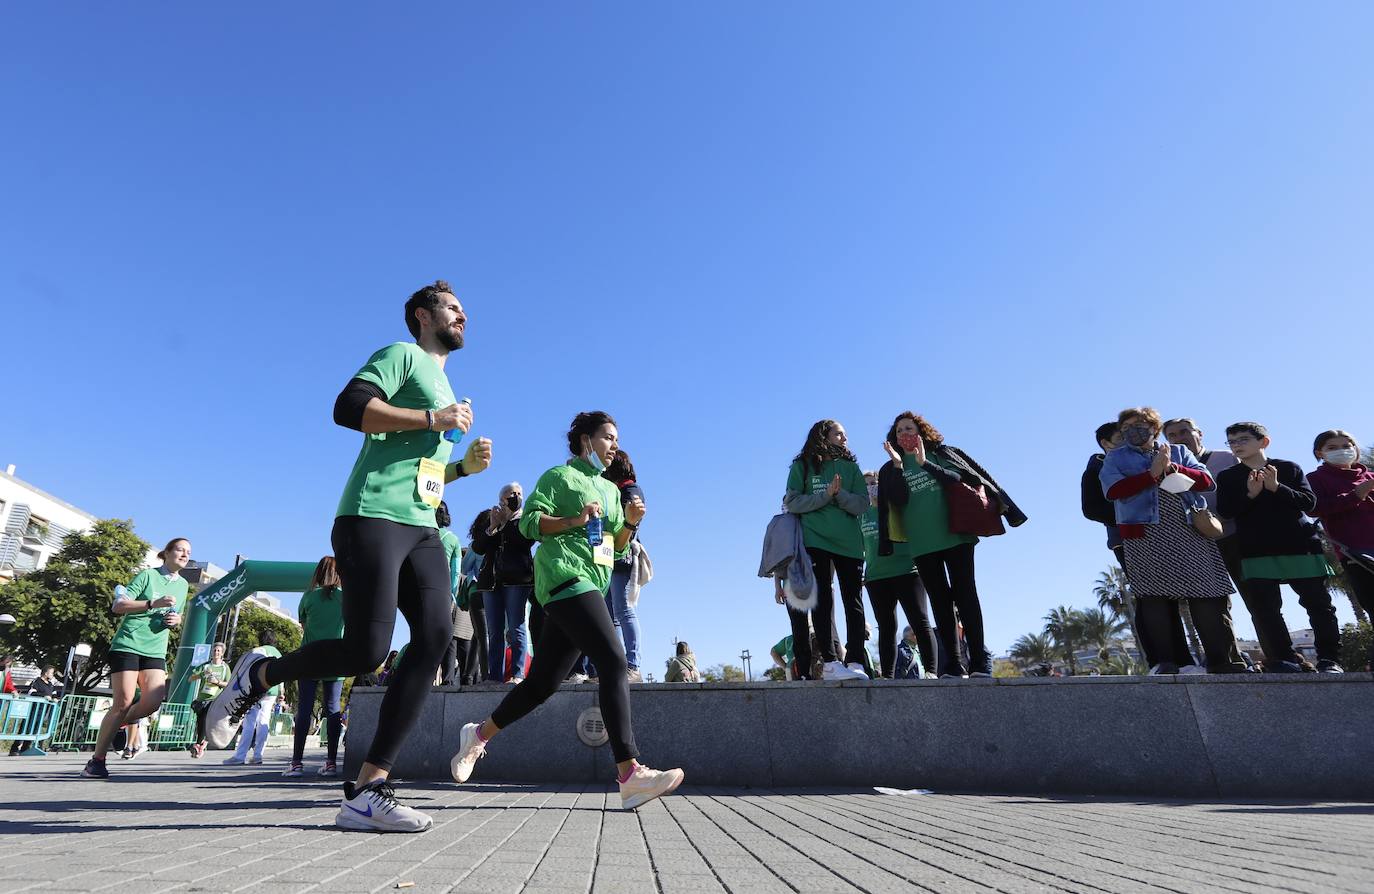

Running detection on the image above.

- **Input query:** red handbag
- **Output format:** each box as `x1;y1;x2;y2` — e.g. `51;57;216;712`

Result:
944;481;1006;537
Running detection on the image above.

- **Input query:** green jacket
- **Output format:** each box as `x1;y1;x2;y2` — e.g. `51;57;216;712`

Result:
520;457;626;607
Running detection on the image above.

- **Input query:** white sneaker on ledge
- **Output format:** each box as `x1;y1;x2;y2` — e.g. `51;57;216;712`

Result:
822;661;868;681
450;722;487;784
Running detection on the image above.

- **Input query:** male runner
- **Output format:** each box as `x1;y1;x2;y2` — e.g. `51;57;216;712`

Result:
204;279;491;832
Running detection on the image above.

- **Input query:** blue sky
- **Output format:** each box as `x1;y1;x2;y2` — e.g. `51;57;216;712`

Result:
4;3;1371;672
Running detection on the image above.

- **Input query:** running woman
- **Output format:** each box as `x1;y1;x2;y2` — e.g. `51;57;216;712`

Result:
448;412;685;810
283;557;346;778
203;280;492;832
81;537;191;778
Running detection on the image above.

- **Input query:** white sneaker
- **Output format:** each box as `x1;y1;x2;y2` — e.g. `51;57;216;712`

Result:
822;661;868;681
335;780;432;833
509;677;525;686
223;755;246;765
449;722;487;784
626;668;644;684
845;662;871;680
1178;665;1208;676
619;764;685;810
318;762;339;778
566;673;588;685
246;755;263;765
282;763;303;777
204;654;269;749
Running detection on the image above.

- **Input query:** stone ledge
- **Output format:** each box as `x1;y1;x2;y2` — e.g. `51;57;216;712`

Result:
346;675;1374;798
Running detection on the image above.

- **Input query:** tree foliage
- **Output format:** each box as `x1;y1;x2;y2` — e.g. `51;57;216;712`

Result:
1009;632;1052;668
226;602;303;704
0;519;150;691
700;663;745;682
1043;605;1086;674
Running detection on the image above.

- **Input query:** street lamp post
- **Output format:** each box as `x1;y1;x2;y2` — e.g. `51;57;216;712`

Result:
740;649;752;682
63;643;91;693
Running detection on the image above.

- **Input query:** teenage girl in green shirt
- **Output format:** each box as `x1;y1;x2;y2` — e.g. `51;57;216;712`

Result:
783;419;872;681
449;412;686;811
284;556;347;778
82;537;191;778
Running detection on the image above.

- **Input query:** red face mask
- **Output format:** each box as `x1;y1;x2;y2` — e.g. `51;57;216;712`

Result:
897;433;921;453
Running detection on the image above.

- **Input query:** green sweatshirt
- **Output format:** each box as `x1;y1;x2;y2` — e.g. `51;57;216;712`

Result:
861;506;916;582
519;457;626;607
785;458;867;559
298;587;346;683
335;342;457;528
439;528;461;598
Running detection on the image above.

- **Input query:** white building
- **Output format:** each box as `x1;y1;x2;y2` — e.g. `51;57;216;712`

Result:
0;464;97;583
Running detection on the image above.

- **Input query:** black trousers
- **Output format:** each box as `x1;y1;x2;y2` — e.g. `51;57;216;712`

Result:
1119;544;1196;669
1344;559;1374;669
265;516;452;771
441;637;471;686
1135;597;1240;672
1240;576;1341;665
915;542;988;676
865;573;937;677
805;547;866;666
490;590;639;764
468;601;488;683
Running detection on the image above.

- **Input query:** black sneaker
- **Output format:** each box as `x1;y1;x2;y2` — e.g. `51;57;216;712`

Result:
1266;660;1303;673
80;758;109;778
1316;660;1345;674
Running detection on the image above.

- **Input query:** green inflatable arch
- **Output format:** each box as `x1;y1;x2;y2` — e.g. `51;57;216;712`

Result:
167;560;317;704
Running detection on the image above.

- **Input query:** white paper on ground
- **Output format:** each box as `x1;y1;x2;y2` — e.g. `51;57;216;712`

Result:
1159;472;1195;494
874;787;934;796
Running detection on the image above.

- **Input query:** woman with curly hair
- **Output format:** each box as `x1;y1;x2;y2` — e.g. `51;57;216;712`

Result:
878;412;1025;677
784;419;872;680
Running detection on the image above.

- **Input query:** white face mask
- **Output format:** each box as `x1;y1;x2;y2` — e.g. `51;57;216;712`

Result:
1324;447;1358;466
583;440;607;472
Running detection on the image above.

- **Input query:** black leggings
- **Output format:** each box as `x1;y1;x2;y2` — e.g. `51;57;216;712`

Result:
264;516;452;771
490;590;639;763
806;547;866;666
1345;559;1374;669
915;542;986;676
441;637;472;686
865;573;937;677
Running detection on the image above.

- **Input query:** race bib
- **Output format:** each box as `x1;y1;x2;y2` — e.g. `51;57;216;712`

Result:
417;458;446;509
592;535;616;568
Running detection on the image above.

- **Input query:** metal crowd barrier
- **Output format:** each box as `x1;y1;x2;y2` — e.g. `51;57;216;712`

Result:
0;694;63;756
47;695;197;752
146;702;196;750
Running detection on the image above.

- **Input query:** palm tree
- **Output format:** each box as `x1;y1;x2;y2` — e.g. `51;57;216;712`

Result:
1043;606;1086;675
1093;565;1143;654
1078;606;1128;664
1009;633;1053;669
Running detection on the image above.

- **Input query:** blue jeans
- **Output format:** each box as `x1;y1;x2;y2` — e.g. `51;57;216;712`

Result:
606;564;641;670
293;678;343;763
484;585;531;681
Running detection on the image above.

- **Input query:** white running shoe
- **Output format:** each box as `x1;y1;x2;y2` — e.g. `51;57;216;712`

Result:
845;662;870;679
335;780;432;833
566;673;588;685
1178;665;1208;676
619;764;685;810
449;722;487;783
245;755;263;765
822;661;868;681
204;654;269;749
282;763;303;777
318;762;339;778
223;755;245;765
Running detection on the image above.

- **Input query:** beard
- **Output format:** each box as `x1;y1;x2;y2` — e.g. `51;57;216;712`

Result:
437;327;464;351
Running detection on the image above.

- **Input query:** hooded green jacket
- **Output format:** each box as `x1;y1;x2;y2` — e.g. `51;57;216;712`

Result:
519;457;626;607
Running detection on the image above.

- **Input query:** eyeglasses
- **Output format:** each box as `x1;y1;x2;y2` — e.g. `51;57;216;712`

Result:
1225;437;1256;447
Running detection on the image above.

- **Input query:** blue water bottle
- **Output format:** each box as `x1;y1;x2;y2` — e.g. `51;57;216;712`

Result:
586;514;603;547
443;397;472;444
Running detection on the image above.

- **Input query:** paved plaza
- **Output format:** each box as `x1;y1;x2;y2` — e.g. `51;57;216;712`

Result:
0;750;1370;893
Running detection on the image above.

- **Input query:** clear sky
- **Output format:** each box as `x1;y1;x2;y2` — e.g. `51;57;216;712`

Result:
4;3;1371;673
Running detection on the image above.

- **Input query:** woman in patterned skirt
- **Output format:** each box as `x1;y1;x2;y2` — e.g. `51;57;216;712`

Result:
1100;407;1245;674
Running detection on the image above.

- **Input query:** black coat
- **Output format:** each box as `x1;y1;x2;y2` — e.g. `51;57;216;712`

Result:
472;516;536;587
876;444;1026;556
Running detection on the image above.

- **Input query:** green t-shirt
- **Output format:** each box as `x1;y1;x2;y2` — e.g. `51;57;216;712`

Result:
109;568;189;658
193;661;230;701
439;528;462;599
519;458;626;607
861;506;916;582
335;342;457;528
787;459;866;559
772;635;795;666
298;586;346;683
900;454;977;557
